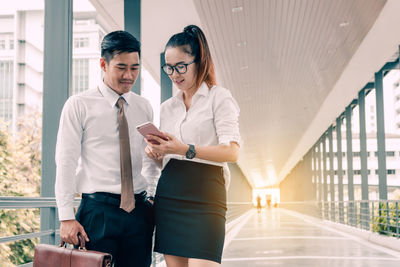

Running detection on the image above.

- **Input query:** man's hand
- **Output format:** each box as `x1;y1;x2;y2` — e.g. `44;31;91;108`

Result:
60;219;89;245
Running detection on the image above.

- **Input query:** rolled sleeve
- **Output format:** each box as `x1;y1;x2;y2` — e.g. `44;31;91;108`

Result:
213;89;241;146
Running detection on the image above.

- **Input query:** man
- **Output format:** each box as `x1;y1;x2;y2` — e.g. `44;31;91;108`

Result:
55;31;158;267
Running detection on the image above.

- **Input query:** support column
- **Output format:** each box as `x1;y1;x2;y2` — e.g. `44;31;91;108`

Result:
318;140;323;202
375;71;387;200
322;133;328;218
312;146;317;200
124;0;141;95
336;116;344;223
160;52;172;103
41;0;73;244
358;88;370;229
346;104;355;226
328;126;335;221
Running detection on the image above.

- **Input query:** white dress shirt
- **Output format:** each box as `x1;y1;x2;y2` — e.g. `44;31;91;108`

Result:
55;81;159;221
159;82;241;189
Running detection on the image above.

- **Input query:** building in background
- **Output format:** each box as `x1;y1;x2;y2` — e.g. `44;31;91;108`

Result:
0;7;106;131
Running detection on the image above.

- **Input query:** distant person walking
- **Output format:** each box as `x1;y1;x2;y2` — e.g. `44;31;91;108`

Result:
256;195;262;213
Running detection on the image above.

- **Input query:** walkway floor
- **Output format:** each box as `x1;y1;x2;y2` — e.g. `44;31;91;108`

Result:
221;208;400;267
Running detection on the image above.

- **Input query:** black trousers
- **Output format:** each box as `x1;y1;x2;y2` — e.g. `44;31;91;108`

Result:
76;192;155;267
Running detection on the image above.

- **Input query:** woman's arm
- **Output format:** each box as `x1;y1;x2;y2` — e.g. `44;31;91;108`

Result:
145;133;239;163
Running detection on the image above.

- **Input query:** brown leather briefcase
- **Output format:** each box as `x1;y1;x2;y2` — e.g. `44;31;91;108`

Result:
33;235;112;267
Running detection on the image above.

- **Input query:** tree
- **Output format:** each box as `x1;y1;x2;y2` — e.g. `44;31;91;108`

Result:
0;112;41;266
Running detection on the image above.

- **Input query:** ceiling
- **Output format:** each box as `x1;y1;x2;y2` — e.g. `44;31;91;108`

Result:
92;0;400;188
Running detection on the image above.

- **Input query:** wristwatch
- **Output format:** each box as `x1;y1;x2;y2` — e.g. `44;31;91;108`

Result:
185;144;196;159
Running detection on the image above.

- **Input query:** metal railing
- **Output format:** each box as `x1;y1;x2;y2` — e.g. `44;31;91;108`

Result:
0;197;252;266
320;200;400;238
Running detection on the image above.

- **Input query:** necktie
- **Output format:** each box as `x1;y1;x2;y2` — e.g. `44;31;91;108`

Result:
117;97;135;212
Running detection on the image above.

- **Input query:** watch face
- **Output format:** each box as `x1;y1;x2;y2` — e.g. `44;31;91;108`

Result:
186;145;196;159
187;151;195;159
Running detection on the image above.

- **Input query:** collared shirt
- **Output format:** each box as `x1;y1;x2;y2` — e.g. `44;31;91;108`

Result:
159;82;241;189
55;81;159;221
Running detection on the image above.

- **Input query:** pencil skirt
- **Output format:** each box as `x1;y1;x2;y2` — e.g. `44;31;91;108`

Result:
154;159;227;263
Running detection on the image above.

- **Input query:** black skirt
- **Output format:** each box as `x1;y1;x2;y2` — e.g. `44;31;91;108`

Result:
154;159;227;263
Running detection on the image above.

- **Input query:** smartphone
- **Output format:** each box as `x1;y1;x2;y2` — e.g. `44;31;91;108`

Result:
136;122;168;144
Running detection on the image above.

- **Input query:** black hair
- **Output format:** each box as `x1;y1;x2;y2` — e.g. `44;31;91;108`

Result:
101;30;140;63
165;25;216;88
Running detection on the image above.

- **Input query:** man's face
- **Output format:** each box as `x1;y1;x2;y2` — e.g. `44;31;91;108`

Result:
101;52;140;95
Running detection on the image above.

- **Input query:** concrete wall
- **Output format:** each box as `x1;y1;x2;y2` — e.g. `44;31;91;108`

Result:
279;151;316;202
227;163;252;202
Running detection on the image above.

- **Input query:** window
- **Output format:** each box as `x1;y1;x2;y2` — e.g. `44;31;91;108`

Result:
353;152;361;157
9;39;14;50
387;151;395;157
387;169;396;175
353;170;370;175
72;58;89;95
0;40;6;50
0;61;14;122
74;37;89;48
334;152;346;157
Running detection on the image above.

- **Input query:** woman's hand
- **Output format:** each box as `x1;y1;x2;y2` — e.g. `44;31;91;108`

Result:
146;132;188;156
144;144;163;160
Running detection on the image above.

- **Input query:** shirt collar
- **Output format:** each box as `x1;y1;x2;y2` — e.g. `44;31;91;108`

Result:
175;81;209;102
99;80;132;107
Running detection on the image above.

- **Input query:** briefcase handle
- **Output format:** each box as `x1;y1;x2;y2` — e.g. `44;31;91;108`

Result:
60;233;87;251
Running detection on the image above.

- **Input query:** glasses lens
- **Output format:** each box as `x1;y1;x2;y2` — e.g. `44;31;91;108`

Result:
175;64;187;74
162;65;173;75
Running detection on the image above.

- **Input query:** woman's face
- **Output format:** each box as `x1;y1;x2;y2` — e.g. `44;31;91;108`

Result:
164;46;197;92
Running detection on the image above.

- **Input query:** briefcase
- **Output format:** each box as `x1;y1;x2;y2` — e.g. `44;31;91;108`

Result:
33;234;112;267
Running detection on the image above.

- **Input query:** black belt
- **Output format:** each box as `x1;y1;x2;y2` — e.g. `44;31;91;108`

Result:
82;191;147;206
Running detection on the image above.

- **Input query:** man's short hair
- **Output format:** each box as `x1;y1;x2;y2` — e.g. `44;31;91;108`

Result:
101;31;140;63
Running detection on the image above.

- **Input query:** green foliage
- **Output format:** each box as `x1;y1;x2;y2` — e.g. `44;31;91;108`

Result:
0;113;42;266
371;201;400;237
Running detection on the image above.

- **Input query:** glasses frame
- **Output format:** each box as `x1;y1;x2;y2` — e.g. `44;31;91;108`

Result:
161;60;195;75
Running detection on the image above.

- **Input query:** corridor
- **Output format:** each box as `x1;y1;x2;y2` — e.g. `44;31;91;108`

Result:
221;208;400;266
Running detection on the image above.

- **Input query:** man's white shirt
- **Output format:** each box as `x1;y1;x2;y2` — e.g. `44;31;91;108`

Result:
55;81;159;221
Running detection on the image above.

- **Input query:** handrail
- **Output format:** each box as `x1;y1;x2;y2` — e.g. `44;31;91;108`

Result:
0;196;80;209
281;199;400;239
0;197;252;267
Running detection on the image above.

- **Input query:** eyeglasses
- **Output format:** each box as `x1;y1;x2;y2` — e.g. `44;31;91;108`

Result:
161;61;195;75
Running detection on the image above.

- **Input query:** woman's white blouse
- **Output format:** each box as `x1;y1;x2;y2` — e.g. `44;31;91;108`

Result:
160;82;241;189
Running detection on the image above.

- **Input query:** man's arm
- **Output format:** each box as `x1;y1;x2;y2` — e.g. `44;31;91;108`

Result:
140;103;161;199
55;96;89;244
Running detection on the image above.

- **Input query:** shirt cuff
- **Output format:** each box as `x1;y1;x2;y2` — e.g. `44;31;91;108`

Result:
218;135;242;147
58;207;76;221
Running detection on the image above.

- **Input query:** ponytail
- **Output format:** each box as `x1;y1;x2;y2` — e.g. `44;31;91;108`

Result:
165;25;216;89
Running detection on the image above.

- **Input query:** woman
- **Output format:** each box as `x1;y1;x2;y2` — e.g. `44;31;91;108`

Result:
145;25;241;267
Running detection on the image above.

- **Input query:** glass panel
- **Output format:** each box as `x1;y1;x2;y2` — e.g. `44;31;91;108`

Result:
141;67;161;126
351;105;362;200
365;89;378;200
0;1;44;265
72;0;105;96
342;117;348;201
382;69;400;200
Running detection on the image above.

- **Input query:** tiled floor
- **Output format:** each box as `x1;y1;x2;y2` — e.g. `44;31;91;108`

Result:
221;208;400;267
